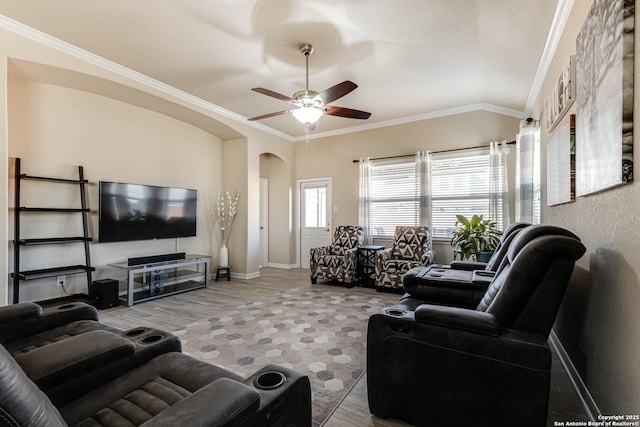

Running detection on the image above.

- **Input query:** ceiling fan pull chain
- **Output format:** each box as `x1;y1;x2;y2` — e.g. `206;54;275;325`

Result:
305;123;311;149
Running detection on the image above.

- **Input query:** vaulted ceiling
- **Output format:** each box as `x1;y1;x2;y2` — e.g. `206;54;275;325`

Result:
0;0;558;138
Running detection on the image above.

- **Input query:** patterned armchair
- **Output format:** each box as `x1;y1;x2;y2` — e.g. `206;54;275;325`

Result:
375;225;435;291
310;225;365;284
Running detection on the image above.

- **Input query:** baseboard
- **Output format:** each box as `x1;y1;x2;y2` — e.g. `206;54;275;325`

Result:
549;330;600;421
266;263;298;269
225;271;261;280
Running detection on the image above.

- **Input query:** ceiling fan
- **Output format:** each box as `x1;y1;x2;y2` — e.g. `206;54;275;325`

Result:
248;43;371;131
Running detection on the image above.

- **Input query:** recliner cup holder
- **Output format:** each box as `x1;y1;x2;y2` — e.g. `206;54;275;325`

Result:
138;334;164;345
385;309;406;317
254;371;286;390
124;328;148;337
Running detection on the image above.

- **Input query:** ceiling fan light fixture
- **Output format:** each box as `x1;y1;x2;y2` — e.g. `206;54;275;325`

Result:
248;42;370;131
292;106;324;124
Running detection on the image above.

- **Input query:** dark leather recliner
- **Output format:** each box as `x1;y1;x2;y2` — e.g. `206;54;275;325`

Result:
1;302;182;407
401;224;575;309
0;301;100;345
367;225;586;427
0;343;312;427
0;301;312;426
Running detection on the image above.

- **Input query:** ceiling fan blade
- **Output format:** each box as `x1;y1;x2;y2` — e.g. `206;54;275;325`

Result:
316;81;358;105
248;110;291;121
251;88;295;103
324;105;371;120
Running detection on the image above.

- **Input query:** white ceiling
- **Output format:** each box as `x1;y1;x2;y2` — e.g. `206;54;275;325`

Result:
0;0;559;139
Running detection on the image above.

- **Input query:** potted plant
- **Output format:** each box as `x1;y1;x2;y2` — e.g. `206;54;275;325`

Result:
450;214;503;262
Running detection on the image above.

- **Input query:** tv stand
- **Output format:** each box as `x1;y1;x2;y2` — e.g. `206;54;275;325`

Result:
109;254;210;306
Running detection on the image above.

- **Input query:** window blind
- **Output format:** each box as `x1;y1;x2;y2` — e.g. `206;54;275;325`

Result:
431;151;503;239
364;150;503;240
368;160;419;237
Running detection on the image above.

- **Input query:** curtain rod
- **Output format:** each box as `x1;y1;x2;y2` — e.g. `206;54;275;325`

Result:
350;140;516;163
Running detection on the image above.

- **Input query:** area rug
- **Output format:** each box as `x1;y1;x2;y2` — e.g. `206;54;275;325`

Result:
172;286;394;426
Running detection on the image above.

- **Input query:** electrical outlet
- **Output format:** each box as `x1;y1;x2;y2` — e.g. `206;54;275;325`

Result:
56;275;66;287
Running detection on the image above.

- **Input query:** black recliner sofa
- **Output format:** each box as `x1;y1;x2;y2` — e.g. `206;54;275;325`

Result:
0;302;312;426
1;344;311;427
400;224;577;309
366;225;586;427
1;301;183;407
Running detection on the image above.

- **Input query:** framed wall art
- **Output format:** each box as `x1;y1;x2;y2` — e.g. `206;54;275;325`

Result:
575;0;634;196
547;114;576;206
546;56;576;133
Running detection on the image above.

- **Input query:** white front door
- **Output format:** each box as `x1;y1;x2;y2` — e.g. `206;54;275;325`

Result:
300;179;332;268
259;178;269;268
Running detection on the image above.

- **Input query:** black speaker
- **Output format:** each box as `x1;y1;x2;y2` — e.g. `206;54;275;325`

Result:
90;279;120;309
149;270;167;296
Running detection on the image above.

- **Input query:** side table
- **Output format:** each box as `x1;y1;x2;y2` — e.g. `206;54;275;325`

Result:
215;265;231;281
357;245;385;288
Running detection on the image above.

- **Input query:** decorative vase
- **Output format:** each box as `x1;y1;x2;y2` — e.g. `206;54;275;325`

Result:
216;191;239;267
219;243;229;266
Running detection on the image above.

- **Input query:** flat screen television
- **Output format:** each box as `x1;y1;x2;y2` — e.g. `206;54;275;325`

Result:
99;181;197;243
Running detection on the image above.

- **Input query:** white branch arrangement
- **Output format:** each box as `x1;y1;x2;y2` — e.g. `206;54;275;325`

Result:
216;191;239;245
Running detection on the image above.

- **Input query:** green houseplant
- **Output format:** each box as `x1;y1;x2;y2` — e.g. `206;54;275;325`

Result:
450;214;503;262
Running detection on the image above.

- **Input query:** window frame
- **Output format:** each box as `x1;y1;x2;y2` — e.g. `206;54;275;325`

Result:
430;148;504;242
362;149;504;242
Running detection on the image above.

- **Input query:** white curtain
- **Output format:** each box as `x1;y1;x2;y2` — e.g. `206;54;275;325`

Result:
515;120;541;224
489;141;510;229
358;157;372;244
416;151;432;235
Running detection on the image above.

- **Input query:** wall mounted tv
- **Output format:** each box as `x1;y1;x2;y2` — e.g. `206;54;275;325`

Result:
99;181;197;243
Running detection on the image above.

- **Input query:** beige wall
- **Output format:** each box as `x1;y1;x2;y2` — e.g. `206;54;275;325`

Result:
294;110;521;264
532;0;640;414
7;78;221;301
260;153;291;267
0;25;296;303
221;137;249;273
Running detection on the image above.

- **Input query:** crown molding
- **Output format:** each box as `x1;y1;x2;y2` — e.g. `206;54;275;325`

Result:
0;15;293;141
524;0;575;114
292;103;525;142
1;15;530;143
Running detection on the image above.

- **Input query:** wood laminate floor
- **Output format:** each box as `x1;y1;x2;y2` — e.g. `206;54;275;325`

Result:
98;267;588;427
